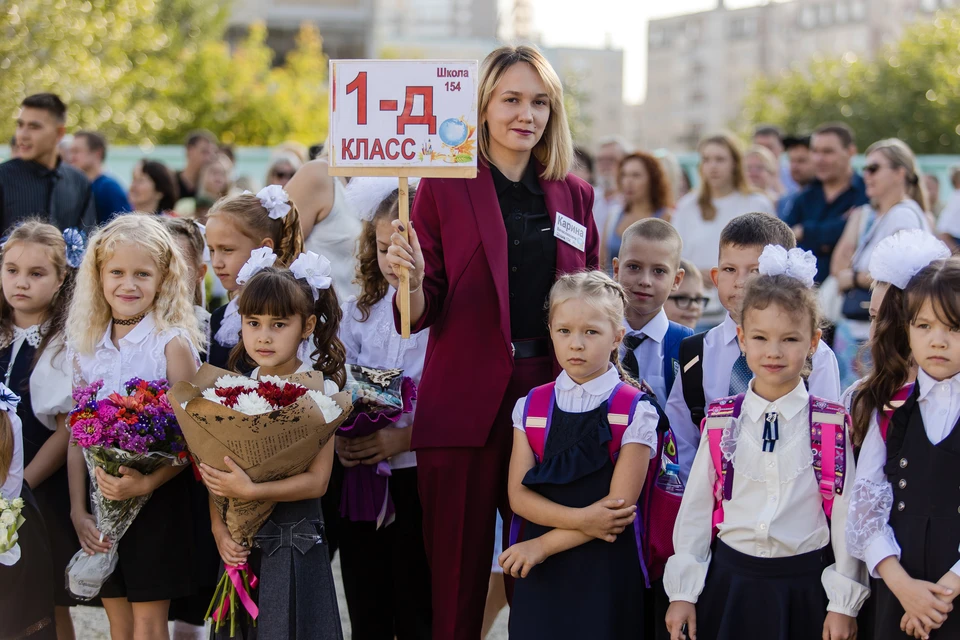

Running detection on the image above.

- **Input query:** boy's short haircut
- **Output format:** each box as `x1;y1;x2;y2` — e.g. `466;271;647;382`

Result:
719;212;796;253
620;218;682;268
679;258;700;280
21;93;67;123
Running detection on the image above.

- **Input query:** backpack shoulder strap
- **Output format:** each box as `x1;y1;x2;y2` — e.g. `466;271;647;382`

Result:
809;396;848;518
679;332;707;426
522;383;556;463
879;383;915;442
702;394;744;531
662;322;694;397
607;382;645;461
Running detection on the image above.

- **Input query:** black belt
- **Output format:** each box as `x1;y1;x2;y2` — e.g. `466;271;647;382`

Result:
511;338;550;360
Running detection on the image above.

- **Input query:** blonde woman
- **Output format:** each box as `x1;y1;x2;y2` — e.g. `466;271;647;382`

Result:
384;44;599;640
745;144;782;202
671;132;775;327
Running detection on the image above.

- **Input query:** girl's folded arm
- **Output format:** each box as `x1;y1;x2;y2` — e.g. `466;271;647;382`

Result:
249;437;336;502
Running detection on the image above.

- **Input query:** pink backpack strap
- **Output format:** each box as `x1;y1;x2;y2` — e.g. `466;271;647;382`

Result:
700;394;745;532
809;396;847;519
879;383;915;442
522;383;556;463
606;382;644;461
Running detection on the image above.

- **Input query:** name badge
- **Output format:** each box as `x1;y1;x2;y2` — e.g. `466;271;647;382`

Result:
553;212;586;252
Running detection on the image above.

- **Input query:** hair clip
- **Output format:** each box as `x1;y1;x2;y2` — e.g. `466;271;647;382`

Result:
257;185;292;220
236;247;277;285
757;244;818;288
289;251;333;301
63;227;86;269
869;229;949;290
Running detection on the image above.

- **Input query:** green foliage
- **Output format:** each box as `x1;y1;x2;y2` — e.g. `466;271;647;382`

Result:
0;1;329;146
742;11;960;153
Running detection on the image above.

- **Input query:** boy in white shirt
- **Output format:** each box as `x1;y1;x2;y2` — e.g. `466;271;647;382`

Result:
664;212;842;483
613;218;693;406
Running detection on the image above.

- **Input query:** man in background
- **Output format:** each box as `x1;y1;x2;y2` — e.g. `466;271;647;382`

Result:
70;131;132;224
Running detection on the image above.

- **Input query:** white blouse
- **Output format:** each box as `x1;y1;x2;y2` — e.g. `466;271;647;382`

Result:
512;366;659;457
664;380;869;617
2;326;73;431
846;368;960;579
339;290;427;470
73;313;200;396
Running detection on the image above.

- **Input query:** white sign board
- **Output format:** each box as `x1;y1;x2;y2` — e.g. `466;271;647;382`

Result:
328;59;479;178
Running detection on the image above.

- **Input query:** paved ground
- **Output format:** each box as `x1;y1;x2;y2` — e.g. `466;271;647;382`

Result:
70;556;510;639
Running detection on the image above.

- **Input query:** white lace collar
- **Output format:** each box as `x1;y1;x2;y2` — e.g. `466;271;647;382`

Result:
214;299;241;347
13;324;43;348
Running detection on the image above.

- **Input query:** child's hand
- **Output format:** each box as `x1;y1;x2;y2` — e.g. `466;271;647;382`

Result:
212;519;250;567
71;510;111;555
200;457;255;501
498;539;546;579
665;601;697;640
937;570;960;604
339;428;412;466
822;612;856;640
891;576;953;633
577;498;636;541
901;613;934;639
95;466;154;501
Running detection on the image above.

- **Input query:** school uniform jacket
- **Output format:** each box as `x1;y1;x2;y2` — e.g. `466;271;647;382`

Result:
394;161;599;449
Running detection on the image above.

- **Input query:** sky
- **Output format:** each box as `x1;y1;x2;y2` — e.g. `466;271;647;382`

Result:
524;0;765;104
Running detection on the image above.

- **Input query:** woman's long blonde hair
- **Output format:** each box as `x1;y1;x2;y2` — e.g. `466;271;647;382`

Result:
478;45;572;182
67;215;204;354
697;132;750;221
865;138;928;212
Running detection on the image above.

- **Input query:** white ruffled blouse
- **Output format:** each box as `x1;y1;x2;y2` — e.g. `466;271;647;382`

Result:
1;325;73;431
511;365;660;457
846;368;960;579
664;380;869;617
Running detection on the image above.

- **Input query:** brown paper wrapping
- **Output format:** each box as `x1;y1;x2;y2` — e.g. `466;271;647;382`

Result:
169;364;352;546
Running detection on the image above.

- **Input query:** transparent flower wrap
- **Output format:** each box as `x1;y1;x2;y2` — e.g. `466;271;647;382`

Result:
168;364;353;547
338;372;417;527
65;446;187;599
0;496;26;566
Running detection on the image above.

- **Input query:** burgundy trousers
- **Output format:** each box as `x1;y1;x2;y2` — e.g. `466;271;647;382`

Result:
416;356;553;640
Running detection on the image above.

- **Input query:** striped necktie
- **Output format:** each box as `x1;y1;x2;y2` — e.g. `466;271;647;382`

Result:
728;351;752;396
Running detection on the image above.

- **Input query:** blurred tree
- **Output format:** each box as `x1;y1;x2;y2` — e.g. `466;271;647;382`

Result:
742;11;960;153
0;2;330;146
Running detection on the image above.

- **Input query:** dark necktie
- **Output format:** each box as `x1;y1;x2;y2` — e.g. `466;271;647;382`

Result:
728;350;752;396
621;333;647;381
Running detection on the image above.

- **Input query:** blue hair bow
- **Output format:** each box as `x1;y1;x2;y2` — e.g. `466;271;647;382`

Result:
63;228;86;269
0;383;20;412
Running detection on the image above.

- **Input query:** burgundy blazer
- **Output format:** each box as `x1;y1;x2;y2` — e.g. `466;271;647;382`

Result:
394;162;599;449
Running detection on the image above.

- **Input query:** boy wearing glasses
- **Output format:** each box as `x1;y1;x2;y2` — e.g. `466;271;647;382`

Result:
613;218;692;405
665;259;708;329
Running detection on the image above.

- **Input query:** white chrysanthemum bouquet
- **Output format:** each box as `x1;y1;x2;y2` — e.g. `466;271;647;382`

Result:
0;495;25;566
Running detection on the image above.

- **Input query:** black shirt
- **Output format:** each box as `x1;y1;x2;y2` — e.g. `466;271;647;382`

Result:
0;158;96;235
490;161;557;341
176;170;197;200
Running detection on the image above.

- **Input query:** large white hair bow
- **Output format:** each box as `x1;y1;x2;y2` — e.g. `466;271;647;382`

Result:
236;247;278;286
289;251;333;300
869;229;950;290
757;245;818;288
257;185;292;220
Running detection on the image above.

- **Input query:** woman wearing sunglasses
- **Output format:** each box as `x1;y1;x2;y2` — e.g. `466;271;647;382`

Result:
829;138;933;387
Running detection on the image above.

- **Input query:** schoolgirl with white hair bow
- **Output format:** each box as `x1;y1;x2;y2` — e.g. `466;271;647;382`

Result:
665;245;869;640
199;248;347;640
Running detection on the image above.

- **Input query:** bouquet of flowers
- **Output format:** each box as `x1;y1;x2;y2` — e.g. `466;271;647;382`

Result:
0;495;26;567
338;366;417;528
169;364;351;636
65;378;188;599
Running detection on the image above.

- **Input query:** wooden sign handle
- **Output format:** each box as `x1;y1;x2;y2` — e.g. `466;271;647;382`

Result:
398;176;411;339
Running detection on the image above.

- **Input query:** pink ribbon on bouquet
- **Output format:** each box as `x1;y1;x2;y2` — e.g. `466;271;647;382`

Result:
213;563;260;621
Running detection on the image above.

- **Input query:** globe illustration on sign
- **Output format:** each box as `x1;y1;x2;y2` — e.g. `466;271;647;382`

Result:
439;118;469;147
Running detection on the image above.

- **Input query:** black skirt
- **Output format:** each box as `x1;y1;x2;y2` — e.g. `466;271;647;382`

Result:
99;469;195;602
0;485;57;640
211;498;344;640
169;471;220;624
697;541;826;640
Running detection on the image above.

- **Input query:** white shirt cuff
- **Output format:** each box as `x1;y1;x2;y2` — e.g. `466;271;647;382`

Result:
864;537;901;579
950;559;960;578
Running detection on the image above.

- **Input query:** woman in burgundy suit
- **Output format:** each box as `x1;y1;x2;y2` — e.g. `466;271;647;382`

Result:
386;45;599;639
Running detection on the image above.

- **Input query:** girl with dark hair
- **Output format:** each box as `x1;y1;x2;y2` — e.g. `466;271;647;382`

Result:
199;252;346;640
